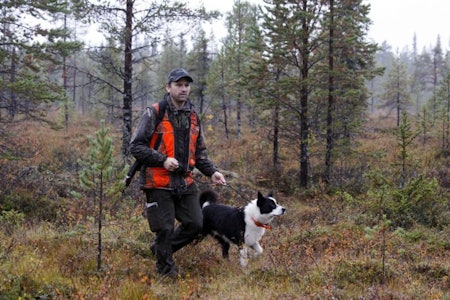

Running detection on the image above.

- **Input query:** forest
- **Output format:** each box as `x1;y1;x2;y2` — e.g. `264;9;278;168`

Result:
0;0;449;299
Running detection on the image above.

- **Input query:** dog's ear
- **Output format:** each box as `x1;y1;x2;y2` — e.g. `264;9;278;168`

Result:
257;191;264;205
267;190;274;198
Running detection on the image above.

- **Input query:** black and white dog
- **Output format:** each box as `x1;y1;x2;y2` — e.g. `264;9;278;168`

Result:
199;189;286;267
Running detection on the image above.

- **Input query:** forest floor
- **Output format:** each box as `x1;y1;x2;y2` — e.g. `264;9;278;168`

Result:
0;115;449;299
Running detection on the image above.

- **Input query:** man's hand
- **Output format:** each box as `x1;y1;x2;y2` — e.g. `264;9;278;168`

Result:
211;171;226;185
164;157;179;172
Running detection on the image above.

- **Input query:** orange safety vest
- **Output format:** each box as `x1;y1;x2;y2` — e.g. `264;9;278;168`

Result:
142;102;200;189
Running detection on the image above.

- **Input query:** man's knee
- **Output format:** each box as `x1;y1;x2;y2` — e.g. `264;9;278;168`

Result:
183;219;202;235
191;219;202;234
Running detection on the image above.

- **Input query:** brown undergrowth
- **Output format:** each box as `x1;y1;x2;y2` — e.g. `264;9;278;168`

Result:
0;115;449;299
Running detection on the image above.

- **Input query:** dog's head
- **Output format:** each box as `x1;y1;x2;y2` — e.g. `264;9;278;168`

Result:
256;191;286;219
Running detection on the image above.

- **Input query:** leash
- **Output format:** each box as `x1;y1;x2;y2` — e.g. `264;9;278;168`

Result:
224;183;253;203
194;177;253;203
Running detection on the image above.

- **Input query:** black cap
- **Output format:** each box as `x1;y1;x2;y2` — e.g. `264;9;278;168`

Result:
167;68;193;83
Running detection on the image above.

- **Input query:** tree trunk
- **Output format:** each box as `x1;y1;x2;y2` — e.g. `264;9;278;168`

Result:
300;87;309;188
8;47;17;120
122;0;133;161
273;69;281;168
299;0;310;188
443;77;450;150
324;0;335;184
63;15;69;131
273;98;280;167
220;63;229;139
97;171;103;272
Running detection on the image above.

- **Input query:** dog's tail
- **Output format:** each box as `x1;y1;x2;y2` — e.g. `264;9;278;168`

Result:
199;189;219;208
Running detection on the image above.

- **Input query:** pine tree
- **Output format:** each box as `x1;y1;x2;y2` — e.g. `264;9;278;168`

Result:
395;111;420;187
259;0;326;188
87;37;123;123
320;0;380;184
246;10;284;167
78;120;126;271
0;0;83;122
206;47;231;139
187;27;211;114
380;56;411;126
223;1;259;139
414;49;434;110
436;69;450;150
429;37;444;119
88;0;219;160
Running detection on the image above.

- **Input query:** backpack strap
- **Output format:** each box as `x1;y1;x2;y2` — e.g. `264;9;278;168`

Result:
125;99;168;188
151;99;168;151
155;99;168;125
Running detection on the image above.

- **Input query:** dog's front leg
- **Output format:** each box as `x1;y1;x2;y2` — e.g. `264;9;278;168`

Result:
252;243;263;256
239;246;248;267
247;243;263;258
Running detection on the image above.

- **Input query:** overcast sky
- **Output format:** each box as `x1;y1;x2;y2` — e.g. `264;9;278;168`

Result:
367;0;448;50
194;0;449;51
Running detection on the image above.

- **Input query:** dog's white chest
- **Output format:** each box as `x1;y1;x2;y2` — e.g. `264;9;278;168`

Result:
244;225;265;245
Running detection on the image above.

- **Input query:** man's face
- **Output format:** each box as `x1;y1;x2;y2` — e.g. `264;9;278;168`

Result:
166;78;191;105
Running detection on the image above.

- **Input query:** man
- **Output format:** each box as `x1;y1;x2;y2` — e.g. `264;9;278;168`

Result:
130;68;226;278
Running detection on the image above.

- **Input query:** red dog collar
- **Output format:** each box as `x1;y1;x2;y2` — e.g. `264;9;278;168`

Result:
252;217;271;230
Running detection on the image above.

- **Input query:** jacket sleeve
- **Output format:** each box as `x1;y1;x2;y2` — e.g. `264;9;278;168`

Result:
194;120;218;177
130;107;167;167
